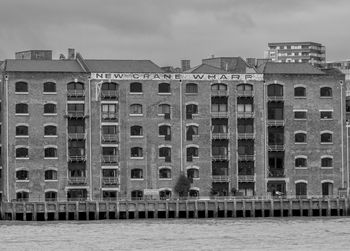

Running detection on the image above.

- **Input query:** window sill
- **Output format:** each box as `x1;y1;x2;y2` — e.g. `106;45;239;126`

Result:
320;118;333;121
43;113;57;116
16;180;29;182
44;135;58;138
129;92;143;95
294;118;307;121
15;135;29;138
15;92;28;95
43;92;57;95
159;178;172;181
44;157;58;160
129;114;143;117
45;179;58;182
294;96;306;99
130;135;144;138
130;178;144;181
130;157;144;160
185;93;198;95
320;96;332;99
158;93;171;95
295;142;307;145
16;157;29;160
15;114;29;116
321;142;333;145
321;166;333;169
295;167;308;170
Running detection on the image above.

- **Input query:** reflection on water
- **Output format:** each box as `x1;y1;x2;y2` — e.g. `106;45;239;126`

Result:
1;218;350;250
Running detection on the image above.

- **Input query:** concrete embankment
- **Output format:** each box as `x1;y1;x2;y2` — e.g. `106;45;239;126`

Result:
1;198;349;221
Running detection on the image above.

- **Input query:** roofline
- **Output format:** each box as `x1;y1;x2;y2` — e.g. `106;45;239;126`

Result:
268;41;323;46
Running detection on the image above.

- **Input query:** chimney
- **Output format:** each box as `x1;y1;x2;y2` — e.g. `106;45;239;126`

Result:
68;48;75;60
181;59;191;72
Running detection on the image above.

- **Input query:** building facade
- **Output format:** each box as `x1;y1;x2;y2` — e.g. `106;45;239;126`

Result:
265;42;326;68
0;53;347;202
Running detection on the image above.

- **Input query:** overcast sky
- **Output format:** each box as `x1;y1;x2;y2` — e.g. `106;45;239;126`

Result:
0;0;349;67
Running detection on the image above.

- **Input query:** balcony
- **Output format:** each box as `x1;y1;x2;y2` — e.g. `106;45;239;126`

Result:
102;155;119;164
101;112;118;122
67;90;85;98
68;133;86;140
68;155;87;162
268;144;285;151
268;168;285;178
267;119;285;127
238;154;255;161
212;154;229;161
211;111;228;118
101;90;118;100
101;134;119;143
211;90;228;97
237;90;253;97
238;174;256;182
237;133;255;140
102;177;119;187
66;110;86;119
267;95;284;102
212;175;230;182
211;132;230;140
68;177;87;185
237;111;254;118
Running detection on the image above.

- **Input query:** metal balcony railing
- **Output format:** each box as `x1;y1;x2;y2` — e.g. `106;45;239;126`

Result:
101;134;119;143
102;177;119;186
68;133;86;140
68;177;87;185
268;144;285;151
238;154;255;161
237;111;254;118
66;111;86;118
101;90;118;99
237;132;255;139
211;132;230;140
238;174;256;182
101;112;118;121
211;111;228;118
68;155;87;162
268;168;285;178
212;175;230;182
67;90;85;97
267;119;285;126
212;155;229;161
102;155;119;164
267;95;284;101
211;90;228;96
237;90;253;97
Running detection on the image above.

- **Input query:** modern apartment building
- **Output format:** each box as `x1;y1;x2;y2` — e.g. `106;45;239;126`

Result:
265;42;326;68
0;51;347;202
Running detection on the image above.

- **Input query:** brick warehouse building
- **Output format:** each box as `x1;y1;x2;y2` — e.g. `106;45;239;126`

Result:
0;51;347;202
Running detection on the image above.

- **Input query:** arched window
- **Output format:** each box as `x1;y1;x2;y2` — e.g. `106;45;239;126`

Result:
16;147;28;158
322;182;333;196
237;84;253;96
159;189;172;200
267;84;283;97
16;170;28;180
295;157;307;167
158;83;170;93
45;170;57;180
187;146;199;161
321;132;332;143
131;168;143;179
15;81;28;93
158;104;171;115
185;83;198;94
45;147;57;158
186;104;198;119
187;168;199;179
44;103;57;114
189;189;199;197
159;167;171;179
131;147;143;158
130;125;143;136
67;82;84;91
159;147;171;161
320;87;332;97
295;132;307;143
186;125;198;140
44;125;57;136
295;182;307;198
16;191;29;202
131;190;143;200
101;82;118;99
130;82;142;93
212;83;227;91
43;82;56;93
45;191;57;201
16;125;28;136
159;125;171;137
130;104;143;115
16;103;28;114
294;86;306;97
321;157;333;167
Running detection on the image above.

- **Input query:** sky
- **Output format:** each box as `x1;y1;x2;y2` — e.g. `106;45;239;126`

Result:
0;0;349;67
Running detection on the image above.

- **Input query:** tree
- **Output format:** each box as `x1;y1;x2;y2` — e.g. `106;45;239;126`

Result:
174;174;191;197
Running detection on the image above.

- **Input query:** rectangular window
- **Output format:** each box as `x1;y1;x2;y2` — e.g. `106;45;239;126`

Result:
320;111;333;119
294;111;307;119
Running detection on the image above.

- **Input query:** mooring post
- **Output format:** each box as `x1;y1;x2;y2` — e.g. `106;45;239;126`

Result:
165;201;169;219
204;201;208;218
233;199;237;218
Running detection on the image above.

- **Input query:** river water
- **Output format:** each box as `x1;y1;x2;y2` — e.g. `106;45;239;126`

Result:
1;217;350;250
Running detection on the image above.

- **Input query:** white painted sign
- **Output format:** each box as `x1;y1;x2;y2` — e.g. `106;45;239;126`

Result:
91;73;263;81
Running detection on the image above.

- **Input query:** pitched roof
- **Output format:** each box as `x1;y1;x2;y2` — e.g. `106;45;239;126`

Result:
262;62;325;75
85;60;163;73
184;63;228;74
4;59;86;72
